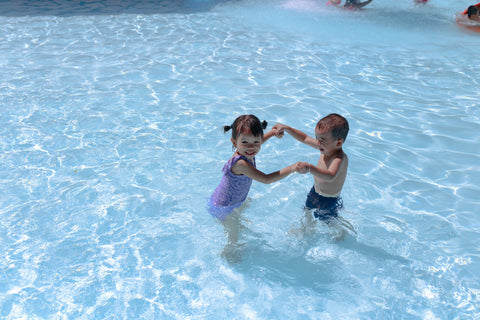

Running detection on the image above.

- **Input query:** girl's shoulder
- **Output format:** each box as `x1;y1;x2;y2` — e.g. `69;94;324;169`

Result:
224;154;254;172
229;154;254;167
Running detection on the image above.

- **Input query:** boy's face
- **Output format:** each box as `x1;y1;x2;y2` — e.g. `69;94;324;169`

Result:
471;11;480;20
315;128;342;154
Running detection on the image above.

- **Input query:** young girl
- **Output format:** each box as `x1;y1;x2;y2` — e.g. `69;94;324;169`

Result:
208;115;304;221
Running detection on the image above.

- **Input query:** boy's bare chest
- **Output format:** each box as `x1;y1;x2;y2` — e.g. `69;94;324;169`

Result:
317;155;333;169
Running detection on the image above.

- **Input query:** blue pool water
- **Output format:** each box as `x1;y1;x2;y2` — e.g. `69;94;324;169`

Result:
1;0;479;318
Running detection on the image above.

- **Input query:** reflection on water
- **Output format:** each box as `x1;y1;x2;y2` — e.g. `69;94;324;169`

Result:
0;0;233;16
220;206;249;265
1;0;479;318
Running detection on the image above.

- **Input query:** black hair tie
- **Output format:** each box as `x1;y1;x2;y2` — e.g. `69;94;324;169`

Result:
223;125;232;133
262;120;268;129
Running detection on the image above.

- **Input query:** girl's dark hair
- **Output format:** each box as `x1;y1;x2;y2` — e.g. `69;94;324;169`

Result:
223;115;268;139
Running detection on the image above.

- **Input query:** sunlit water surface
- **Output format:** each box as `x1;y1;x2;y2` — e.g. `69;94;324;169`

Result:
1;0;479;318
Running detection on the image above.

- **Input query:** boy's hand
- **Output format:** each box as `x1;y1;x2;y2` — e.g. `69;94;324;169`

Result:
272;123;287;138
295;162;311;174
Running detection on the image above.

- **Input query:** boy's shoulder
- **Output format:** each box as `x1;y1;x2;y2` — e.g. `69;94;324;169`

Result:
335;149;348;166
336;148;348;158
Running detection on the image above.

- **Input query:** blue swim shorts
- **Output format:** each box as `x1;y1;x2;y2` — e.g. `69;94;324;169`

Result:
304;186;343;221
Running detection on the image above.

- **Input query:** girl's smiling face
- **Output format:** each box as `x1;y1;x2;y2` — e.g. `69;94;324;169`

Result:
232;130;262;161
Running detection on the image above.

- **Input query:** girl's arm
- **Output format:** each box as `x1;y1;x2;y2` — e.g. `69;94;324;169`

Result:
273;123;320;149
232;160;303;184
261;129;276;145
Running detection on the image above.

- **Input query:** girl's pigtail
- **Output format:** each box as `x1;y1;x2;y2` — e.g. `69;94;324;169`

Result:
223;125;232;133
261;120;268;130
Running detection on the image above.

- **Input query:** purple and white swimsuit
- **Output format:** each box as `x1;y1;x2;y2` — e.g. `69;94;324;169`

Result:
208;155;255;220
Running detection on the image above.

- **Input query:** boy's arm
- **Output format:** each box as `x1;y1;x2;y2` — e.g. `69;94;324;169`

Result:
306;157;344;182
273;123;320;149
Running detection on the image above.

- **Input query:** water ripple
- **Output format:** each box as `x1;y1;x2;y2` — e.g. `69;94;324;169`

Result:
1;1;479;318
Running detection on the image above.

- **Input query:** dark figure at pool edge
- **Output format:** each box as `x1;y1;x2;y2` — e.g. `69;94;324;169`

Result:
344;0;373;9
466;4;480;20
327;0;373;9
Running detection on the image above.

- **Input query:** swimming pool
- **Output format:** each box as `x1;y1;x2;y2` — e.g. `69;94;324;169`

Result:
1;0;479;318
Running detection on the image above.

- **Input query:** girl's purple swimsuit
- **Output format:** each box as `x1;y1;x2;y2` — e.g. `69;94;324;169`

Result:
208;155;255;220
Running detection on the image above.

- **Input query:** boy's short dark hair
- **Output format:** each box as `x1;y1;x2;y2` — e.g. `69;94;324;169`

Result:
316;113;349;142
468;5;479;18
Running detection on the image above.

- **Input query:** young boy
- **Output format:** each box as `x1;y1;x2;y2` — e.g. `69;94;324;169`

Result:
273;113;349;222
467;4;480;20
